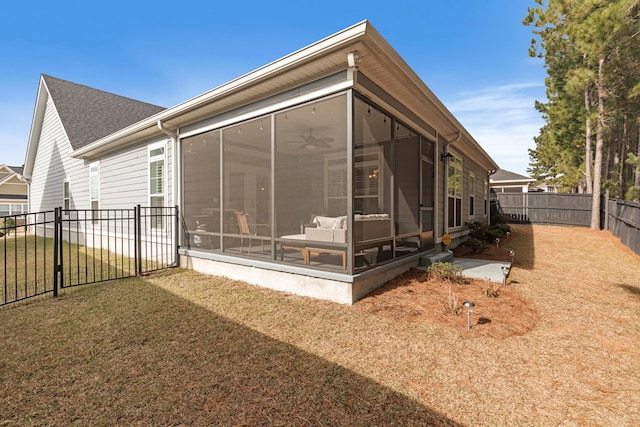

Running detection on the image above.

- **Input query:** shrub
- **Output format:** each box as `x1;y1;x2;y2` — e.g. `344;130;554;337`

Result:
0;217;15;229
484;282;500;298
458;237;490;254
427;262;464;283
491;212;509;226
465;221;489;240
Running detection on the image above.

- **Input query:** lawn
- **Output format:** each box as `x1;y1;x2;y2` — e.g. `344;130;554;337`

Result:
1;225;639;425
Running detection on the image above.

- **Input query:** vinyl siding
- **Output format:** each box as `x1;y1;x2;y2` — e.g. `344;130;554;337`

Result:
99;136;172;209
30;97;85;212
30;96;173;214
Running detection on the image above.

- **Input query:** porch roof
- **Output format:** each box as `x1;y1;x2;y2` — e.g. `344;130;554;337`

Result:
69;20;498;171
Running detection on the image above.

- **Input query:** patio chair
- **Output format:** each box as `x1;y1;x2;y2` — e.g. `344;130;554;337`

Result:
234;211;268;254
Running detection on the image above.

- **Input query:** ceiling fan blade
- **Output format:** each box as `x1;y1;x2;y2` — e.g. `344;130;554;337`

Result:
311;137;334;144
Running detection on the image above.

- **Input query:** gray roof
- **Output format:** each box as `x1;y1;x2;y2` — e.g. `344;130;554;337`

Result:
490;169;534;182
42;75;165;150
8;166;23;175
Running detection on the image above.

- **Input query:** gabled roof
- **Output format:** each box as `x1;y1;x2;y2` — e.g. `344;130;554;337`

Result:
41;75;165;150
490;169;535;183
0;164;22;175
8;165;23;175
23;76;165;178
0;164;27;186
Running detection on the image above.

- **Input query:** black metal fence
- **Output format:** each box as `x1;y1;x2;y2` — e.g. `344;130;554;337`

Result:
492;193;595;226
606;199;640;256
1;205;178;307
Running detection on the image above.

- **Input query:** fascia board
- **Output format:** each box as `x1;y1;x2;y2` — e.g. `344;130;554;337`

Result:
23;77;74;178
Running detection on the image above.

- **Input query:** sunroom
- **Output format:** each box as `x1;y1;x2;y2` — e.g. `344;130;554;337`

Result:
181;89;435;275
170;21;498;304
71;21;497;304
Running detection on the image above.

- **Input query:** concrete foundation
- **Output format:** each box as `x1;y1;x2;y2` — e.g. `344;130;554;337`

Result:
180;251;420;305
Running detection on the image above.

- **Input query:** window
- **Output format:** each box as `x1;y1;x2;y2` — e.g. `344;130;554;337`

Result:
63;180;70;213
149;143;165;229
90;162;99;224
447;155;462;228
469;173;475;217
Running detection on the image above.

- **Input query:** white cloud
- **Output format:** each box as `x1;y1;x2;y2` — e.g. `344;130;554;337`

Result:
447;83;546;176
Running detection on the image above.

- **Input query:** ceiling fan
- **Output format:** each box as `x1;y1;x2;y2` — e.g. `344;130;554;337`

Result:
285;128;334;149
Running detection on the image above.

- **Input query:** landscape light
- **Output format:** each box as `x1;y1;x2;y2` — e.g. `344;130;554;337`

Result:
463;301;475;330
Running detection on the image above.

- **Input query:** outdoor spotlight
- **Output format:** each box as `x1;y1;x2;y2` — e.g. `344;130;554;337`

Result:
506;231;511;239
463;301;475;330
495;237;500;248
508;250;515;264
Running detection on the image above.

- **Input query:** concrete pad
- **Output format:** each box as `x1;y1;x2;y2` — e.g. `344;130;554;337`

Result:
452;258;511;283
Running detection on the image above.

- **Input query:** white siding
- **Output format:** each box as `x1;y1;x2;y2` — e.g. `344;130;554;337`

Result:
30;97;85;212
30;96;174;214
99;136;172;209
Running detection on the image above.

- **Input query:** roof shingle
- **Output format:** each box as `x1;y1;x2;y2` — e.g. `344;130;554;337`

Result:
42;75;165;150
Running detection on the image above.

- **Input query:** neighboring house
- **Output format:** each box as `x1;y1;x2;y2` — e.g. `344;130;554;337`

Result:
22;21;499;304
0;165;28;216
490;169;536;196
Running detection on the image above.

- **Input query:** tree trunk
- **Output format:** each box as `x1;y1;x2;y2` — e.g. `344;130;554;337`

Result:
619;114;628;197
585;83;593;194
635;131;640;188
591;57;605;230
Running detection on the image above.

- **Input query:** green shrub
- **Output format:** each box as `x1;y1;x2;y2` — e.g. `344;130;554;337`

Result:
0;217;16;229
426;262;464;283
458;237;490;254
465;221;489;240
491;213;509;225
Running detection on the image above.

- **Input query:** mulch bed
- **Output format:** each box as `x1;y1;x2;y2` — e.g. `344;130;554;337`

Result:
354;232;538;339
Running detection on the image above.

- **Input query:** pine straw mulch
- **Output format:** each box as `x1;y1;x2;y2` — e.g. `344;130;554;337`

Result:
354;231;537;339
353;268;538;339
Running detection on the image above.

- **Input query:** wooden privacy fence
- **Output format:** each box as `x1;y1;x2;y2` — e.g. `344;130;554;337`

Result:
492;193;595;227
492;192;640;257
606;199;640;256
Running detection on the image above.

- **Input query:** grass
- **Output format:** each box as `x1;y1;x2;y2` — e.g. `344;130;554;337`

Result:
1;224;640;425
0;234;141;305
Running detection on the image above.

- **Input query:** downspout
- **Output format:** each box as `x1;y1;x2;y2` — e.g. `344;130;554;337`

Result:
157;120;180;247
18;175;31;214
442;131;461;238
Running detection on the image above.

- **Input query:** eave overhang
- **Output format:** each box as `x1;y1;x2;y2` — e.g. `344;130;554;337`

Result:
70;20;498;172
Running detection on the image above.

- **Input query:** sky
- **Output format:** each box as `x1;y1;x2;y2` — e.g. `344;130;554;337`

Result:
0;0;546;176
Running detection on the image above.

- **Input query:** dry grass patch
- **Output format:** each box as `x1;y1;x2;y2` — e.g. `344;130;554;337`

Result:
1;224;640;426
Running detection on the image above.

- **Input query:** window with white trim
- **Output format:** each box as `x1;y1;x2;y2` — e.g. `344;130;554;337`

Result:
90;162;99;224
148;143;165;229
469;173;475;217
63;179;70;215
447;155;462;228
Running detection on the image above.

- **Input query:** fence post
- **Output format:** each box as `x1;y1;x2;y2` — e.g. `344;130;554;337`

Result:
135;205;142;276
174;205;179;267
53;207;60;297
604;189;610;230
